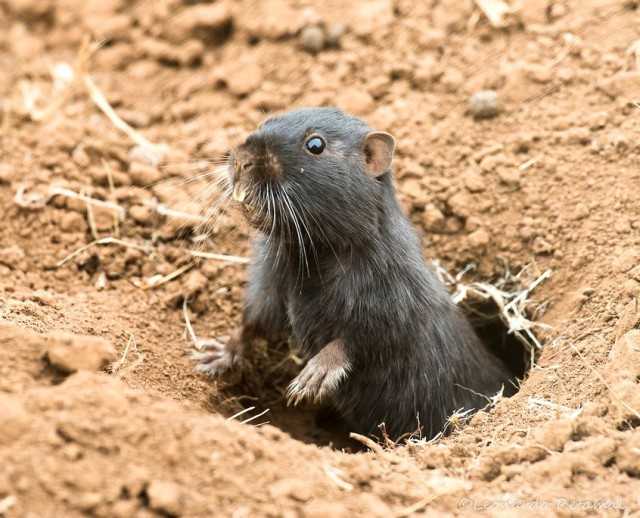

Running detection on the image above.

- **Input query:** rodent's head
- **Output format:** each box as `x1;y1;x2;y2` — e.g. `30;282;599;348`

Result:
225;107;396;249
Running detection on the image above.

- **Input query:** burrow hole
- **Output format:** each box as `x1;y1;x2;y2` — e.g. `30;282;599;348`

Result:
219;290;534;451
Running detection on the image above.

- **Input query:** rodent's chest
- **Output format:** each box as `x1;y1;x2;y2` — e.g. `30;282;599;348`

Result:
284;280;352;354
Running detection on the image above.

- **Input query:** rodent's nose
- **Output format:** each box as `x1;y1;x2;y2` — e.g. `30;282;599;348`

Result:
233;159;255;187
232;147;257;180
238;160;254;173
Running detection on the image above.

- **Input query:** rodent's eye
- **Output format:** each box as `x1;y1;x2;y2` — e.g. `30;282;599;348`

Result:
305;136;325;155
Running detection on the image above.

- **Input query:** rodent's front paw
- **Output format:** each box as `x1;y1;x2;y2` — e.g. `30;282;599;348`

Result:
286;340;350;406
191;337;241;377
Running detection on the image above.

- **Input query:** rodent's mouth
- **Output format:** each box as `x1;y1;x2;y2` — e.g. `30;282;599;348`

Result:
226;146;282;232
232;181;247;203
229;177;271;231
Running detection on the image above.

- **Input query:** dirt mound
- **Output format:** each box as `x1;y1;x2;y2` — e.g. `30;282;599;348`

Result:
1;0;640;515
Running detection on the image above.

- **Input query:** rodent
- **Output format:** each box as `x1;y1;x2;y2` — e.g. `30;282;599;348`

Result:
195;107;516;440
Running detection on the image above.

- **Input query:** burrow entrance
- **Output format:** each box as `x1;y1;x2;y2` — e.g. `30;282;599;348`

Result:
218;267;544;450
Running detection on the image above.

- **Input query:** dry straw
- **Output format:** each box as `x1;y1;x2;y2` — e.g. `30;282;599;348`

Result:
433;261;551;364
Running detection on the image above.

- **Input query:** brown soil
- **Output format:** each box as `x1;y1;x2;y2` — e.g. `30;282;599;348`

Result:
1;0;640;516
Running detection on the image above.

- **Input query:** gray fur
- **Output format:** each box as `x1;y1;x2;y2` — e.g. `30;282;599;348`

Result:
215;107;515;440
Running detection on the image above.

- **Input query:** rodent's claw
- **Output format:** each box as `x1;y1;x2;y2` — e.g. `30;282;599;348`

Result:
191;339;239;377
286;355;350;407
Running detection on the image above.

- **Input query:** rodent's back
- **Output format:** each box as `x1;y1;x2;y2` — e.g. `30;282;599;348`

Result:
271;176;512;439
332;206;511;438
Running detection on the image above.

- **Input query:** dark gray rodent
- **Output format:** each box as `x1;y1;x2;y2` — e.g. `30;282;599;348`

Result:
196;107;515;440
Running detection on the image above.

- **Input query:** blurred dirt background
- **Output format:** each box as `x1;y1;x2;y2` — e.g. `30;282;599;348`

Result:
1;0;640;516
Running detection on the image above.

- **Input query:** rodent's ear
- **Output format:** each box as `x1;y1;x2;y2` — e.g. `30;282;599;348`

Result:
364;132;396;177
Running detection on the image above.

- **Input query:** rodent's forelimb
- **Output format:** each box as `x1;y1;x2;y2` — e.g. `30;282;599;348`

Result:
286;339;351;406
192;326;250;377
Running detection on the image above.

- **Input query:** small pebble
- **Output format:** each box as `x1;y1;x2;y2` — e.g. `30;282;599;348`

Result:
325;23;346;47
467;228;490;249
300;25;326;53
461;169;485;193
0;163;17;184
92;206;121;231
129;205;154;225
497;168;521;188
146;480;183;516
422;204;445;232
72;146;91;168
59;211;88;233
469;90;499;120
129;162;162;187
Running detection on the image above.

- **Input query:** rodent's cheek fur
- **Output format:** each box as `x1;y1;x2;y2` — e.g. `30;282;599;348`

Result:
281;171;382;246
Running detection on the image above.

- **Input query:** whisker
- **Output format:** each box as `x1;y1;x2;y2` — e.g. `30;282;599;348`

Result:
291;185;344;274
287;185;319;274
273;184;289;270
281;187;309;282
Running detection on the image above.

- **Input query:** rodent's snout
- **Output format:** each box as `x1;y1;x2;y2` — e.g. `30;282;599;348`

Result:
230;147;258;203
231;148;255;178
229;138;282;204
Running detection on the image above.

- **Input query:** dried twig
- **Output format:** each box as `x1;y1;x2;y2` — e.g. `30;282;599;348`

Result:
150;202;209;224
527;396;582;419
83;74;168;162
56;237;151;267
519;158;538;171
19;63;75;122
395;495;439;518
226;406;270;426
102;159;121;237
84;188;100;240
13;184;48;209
182;298;227;351
183;298;200;349
323;465;353;492
227;406;258;421
349;432;384;454
145;262;194;289
14;184;127;220
49;186;126;219
434;262;551;357
111;332;136;376
241;408;270;425
190;250;250;265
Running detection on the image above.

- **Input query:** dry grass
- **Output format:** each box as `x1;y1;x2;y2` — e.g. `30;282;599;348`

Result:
144;263;194;289
190;250;250;264
110;332;145;379
527;396;582;419
349;432;385;454
11;39;247;298
55;237;152;268
433;261;551;364
84;73;168;163
182;297;228;351
17;38;168;163
395;495;439;518
323;465;353;492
